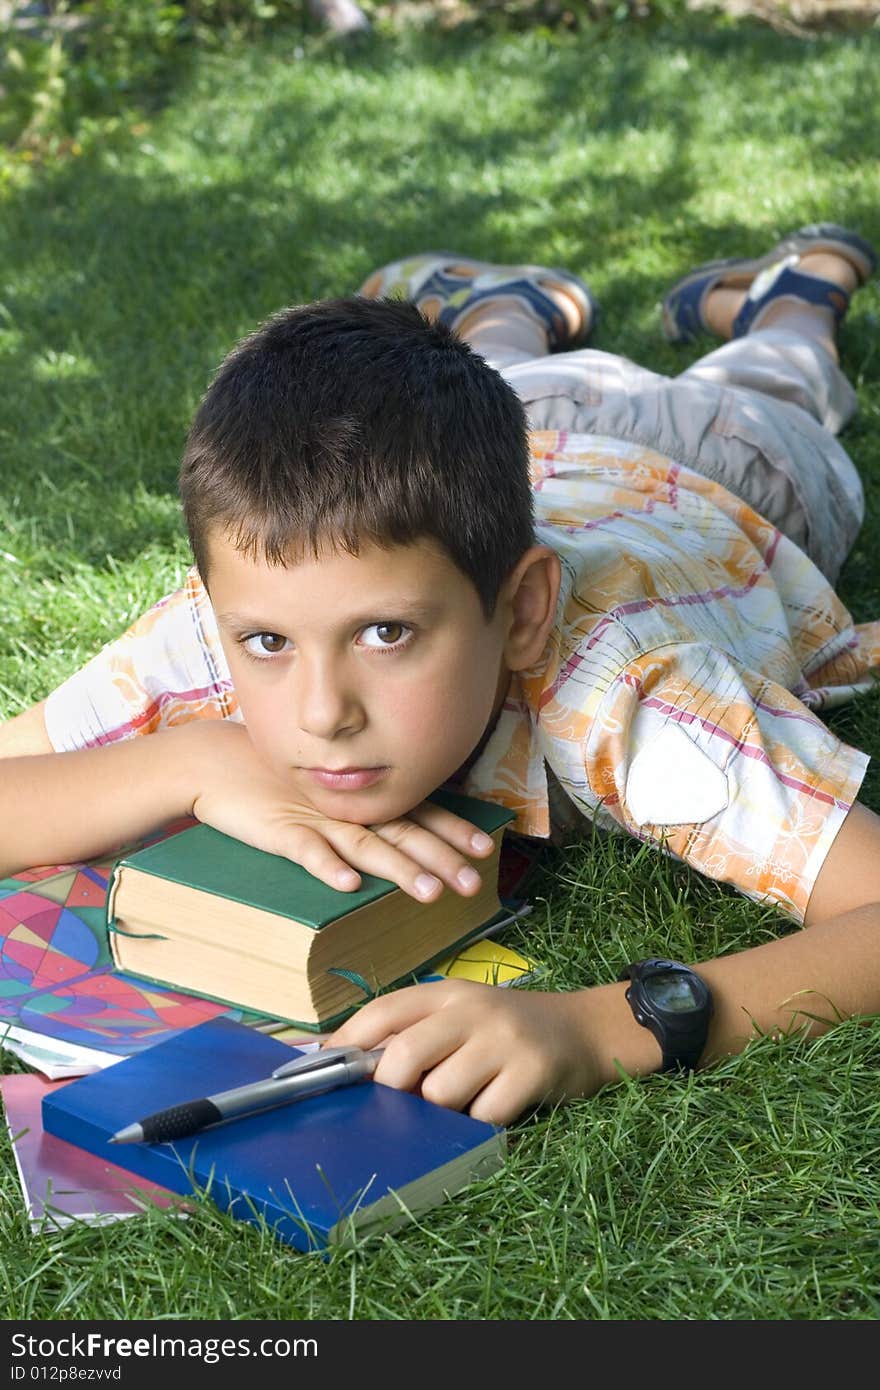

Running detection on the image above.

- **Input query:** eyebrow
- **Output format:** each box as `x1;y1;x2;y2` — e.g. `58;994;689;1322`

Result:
214;600;444;631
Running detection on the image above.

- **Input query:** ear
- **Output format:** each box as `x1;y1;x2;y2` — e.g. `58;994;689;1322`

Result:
499;545;561;672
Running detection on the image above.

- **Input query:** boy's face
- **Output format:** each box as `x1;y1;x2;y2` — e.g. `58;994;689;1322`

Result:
206;530;513;824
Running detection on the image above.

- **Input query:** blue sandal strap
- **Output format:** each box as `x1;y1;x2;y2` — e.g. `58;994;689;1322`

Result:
662;223;876;345
435;275;573;348
732;264;851;337
662;274;715;344
412;268;595;351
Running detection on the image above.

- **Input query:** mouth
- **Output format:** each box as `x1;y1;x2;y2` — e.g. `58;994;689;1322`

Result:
302;766;389;791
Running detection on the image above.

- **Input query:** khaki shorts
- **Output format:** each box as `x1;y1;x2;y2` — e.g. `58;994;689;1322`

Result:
500;329;863;585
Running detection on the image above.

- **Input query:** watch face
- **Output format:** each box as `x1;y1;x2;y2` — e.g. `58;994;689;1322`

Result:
645;970;701;1014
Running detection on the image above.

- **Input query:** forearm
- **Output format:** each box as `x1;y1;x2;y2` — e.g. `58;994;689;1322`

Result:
0;719;499;903
572;904;880;1090
0;726;202;877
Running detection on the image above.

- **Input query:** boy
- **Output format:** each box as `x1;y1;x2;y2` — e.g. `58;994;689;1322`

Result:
2;226;879;1126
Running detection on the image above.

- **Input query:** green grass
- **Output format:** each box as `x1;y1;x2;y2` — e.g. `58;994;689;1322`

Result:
2;13;880;1320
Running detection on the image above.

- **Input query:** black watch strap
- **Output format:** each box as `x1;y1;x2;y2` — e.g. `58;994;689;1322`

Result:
620;958;713;1073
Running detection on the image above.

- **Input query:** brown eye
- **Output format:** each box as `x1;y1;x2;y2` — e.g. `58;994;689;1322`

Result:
359;621;413;651
241;632;292;660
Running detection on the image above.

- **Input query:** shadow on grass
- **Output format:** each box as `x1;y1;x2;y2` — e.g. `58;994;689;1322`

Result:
0;16;878;580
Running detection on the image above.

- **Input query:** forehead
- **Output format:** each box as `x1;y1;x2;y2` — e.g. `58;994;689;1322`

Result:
205;529;482;623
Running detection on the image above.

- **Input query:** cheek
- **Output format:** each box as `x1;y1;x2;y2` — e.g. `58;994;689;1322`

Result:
373;680;449;736
446;641;504;713
230;672;290;750
383;660;497;746
354;686;447;778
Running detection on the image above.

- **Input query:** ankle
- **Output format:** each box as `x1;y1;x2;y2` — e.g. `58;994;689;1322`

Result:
458;303;549;363
798;251;859;294
703;286;745;340
749;302;840;361
704;248;860;344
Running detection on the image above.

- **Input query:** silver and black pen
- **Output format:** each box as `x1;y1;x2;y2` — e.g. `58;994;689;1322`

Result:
108;1045;385;1145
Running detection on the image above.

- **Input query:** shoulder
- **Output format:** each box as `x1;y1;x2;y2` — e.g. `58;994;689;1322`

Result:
117;569;225;670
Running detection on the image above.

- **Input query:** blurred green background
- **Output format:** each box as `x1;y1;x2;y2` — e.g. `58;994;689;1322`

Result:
1;0;879;1322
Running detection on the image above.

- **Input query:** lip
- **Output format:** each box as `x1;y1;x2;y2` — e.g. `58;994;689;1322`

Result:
303;767;388;790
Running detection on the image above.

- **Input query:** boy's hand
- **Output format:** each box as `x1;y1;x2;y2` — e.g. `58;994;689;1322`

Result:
328;980;605;1125
187;722;496;903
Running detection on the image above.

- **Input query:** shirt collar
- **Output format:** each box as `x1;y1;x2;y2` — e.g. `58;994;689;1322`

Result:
457;670;550;838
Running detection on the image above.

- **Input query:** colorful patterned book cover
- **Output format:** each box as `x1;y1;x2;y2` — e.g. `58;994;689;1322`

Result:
0;819;242;1065
1;816;545;1071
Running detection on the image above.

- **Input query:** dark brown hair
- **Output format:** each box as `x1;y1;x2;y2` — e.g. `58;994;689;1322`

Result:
179;296;535;617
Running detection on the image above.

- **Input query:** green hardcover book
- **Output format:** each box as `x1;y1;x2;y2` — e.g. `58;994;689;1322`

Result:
106;789;515;1031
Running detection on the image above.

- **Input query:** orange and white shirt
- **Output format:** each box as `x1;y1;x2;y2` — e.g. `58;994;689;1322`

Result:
44;430;880;923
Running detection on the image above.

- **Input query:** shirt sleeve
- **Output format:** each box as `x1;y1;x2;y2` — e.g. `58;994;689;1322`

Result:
43;573;239;752
580;641;869;922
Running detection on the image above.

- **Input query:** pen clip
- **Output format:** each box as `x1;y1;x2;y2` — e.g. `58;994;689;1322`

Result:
270;1045;367;1079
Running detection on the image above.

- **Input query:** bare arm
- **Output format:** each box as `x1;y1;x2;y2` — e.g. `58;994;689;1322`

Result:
0;701;53;757
0;724;203;876
800;800;880;925
333;801;880;1123
0;715;496;898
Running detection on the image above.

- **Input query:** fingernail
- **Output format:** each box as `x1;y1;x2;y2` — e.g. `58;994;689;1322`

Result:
457;866;481;892
337;870;360;889
471;833;493;853
414;873;442;899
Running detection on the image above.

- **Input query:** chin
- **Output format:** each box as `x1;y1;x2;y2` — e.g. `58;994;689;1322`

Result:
309;785;421;826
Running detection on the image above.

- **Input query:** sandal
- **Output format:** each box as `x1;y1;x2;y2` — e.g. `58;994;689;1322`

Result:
358;251;597;351
662;222;877;344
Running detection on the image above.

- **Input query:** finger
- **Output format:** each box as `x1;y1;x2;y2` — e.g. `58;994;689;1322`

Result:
416;1040;501;1114
374;1008;474;1094
328;1009;397;1054
260;823;364;893
330;981;454;1050
467;1064;554;1127
322;822;451;902
405;801;498;859
369;816;485;897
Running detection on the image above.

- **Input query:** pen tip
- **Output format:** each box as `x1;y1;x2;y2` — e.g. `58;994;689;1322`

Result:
108;1124;142;1144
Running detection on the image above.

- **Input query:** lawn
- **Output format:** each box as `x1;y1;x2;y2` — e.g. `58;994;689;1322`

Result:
1;9;879;1321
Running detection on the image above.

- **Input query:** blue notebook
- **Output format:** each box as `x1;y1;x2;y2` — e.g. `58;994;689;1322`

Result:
41;1017;506;1252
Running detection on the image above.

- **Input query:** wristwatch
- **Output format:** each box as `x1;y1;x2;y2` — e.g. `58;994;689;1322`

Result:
619;958;713;1073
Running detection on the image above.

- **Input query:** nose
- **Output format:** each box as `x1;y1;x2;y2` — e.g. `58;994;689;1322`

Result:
296;655;365;741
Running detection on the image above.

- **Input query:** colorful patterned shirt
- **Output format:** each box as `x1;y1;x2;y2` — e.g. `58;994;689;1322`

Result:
44;430;880;923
